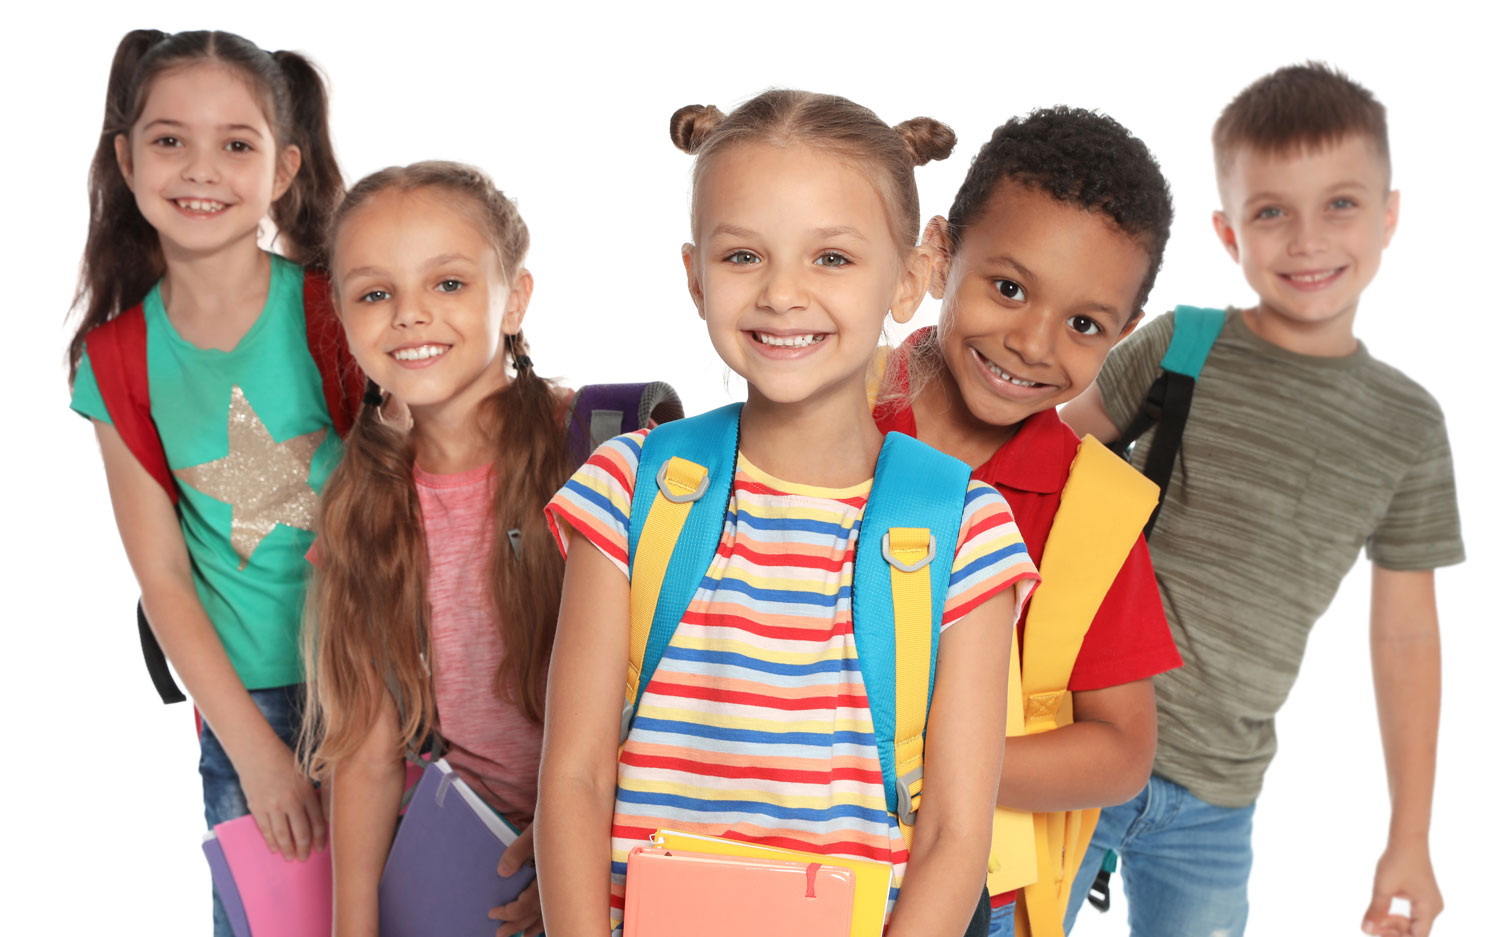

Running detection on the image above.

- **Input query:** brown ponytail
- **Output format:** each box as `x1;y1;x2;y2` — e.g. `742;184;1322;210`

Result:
67;30;345;382
305;163;571;778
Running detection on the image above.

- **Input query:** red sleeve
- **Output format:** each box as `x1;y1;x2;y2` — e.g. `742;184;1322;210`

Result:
1065;534;1181;692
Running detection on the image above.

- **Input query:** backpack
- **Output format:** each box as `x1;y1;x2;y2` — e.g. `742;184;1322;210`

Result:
983;436;1159;937
622;403;973;844
1110;306;1228;537
83;269;364;705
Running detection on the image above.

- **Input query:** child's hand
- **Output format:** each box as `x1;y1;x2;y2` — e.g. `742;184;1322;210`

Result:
1362;841;1442;937
238;737;327;861
489;824;542;937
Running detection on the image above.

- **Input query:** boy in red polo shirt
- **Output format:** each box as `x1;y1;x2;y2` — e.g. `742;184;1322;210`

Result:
874;107;1181;937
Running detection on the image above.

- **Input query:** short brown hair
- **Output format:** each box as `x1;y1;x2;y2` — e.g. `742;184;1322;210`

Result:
1213;62;1389;189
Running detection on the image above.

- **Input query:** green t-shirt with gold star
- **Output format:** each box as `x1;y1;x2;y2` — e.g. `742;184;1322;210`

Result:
72;254;343;689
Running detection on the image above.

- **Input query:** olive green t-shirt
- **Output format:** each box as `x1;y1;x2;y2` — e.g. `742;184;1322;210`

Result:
1097;309;1464;807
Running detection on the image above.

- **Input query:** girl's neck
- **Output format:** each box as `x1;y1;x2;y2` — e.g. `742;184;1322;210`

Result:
159;235;272;352
909;351;1019;468
408;362;511;475
737;381;885;489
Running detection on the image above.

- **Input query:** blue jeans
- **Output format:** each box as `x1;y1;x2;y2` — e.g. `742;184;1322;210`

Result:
199;684;305;937
987;899;1016;937
1064;775;1255;937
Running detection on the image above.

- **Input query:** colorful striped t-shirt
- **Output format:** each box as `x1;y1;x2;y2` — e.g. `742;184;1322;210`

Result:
544;431;1039;930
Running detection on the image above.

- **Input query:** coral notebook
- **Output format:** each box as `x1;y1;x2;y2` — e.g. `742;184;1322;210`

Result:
648;830;892;937
624;845;856;937
378;758;534;937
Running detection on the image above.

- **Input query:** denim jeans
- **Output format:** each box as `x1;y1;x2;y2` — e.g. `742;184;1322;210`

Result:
1064;775;1255;937
199;684;305;937
986;898;1016;937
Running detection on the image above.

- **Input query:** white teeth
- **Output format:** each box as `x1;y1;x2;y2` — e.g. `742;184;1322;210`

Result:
1288;269;1338;283
754;332;824;348
392;345;448;361
983;358;1041;387
177;198;226;213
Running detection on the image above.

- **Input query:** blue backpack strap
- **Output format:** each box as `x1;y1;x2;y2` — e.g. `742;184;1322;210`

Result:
853;431;972;822
1112;306;1227;539
1160;306;1227;377
622;403;741;735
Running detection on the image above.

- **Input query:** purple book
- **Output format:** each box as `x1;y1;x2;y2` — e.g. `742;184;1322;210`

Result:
201;833;252;937
379;758;535;937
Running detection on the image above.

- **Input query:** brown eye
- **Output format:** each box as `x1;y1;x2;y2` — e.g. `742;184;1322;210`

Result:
994;279;1026;301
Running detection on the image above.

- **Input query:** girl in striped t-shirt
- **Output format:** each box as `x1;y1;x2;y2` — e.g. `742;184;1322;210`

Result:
537;90;1038;937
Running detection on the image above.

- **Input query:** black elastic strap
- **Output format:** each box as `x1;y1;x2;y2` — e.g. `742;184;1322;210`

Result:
1088;867;1112;912
1138;372;1197;539
137;601;186;704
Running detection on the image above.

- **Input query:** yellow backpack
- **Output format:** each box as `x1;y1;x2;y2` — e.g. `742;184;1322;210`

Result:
985;437;1158;937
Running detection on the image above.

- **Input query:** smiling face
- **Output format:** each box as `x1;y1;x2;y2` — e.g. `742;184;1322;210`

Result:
684;142;924;410
932;179;1150;430
332;187;529;421
1214;133;1397;338
114;62;298;258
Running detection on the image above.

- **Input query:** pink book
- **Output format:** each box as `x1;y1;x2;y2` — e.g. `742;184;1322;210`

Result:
623;845;856;937
210;814;332;937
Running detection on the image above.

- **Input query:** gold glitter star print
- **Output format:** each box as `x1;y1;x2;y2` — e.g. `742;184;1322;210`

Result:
175;385;326;569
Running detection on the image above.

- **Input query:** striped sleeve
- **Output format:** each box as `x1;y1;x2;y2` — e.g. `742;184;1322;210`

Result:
941;480;1038;631
544;430;648;577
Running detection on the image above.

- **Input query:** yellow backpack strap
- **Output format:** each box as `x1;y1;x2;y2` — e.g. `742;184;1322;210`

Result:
622;456;709;741
888;525;936;842
987;436;1159;937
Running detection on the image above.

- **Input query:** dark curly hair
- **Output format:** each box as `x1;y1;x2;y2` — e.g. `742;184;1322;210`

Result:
945;107;1172;314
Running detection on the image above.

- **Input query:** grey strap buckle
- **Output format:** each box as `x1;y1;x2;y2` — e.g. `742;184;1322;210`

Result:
655;461;709;503
881;532;936;573
619;701;635;745
896;765;923;826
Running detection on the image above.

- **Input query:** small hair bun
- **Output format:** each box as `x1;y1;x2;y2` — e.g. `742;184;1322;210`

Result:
894;117;957;166
670;104;726;154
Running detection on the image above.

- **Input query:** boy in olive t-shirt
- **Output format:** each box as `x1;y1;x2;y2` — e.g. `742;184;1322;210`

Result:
1062;64;1463;937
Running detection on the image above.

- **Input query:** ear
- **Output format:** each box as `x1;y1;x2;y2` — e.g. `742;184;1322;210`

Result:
682;243;706;319
890;243;933;326
1115;310;1143;345
1211;210;1240;263
921;215;954;300
273;144;303;201
114;134;135;190
1381;189;1400;248
501;269;535;334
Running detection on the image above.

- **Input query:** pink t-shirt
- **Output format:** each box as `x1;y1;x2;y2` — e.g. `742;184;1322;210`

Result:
415;461;543;827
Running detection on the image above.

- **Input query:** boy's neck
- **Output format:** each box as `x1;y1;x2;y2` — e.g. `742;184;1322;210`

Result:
1239;302;1361;357
910;353;1021;468
738;383;885;489
159;235;272;352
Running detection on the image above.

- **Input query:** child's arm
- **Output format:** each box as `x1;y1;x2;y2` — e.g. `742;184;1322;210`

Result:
328;683;406;937
1362;566;1443;937
1059;384;1121;445
991;678;1157;811
93;420;324;856
885;588;1014;937
534;532;630;937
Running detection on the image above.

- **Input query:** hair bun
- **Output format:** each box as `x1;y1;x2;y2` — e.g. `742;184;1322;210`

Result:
670;104;726;154
894;117;956;166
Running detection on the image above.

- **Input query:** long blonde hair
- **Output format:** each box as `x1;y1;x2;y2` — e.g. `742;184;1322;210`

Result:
302;162;570;778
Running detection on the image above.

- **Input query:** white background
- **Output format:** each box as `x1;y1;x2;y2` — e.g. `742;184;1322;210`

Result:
4;2;1495;934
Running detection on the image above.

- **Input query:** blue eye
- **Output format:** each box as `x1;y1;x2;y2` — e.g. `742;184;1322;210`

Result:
994;278;1026;302
358;289;390;303
814;252;851;267
1255;206;1284;220
436;279;463;293
1330;197;1357;210
725;250;759;265
1068;315;1102;337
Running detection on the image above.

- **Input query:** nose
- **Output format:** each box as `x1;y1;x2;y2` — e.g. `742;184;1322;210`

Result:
391;292;431;329
757;259;808;314
1003;306;1054;367
180;144;222;185
1287;214;1330;256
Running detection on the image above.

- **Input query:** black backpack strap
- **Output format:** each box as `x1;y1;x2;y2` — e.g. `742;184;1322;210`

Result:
137;601;186;704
